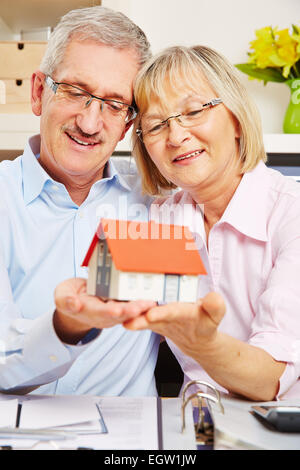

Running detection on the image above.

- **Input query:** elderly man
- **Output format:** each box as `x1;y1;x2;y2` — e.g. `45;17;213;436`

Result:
0;6;160;396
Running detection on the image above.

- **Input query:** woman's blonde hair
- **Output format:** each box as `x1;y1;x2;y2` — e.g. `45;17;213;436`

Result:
133;45;266;196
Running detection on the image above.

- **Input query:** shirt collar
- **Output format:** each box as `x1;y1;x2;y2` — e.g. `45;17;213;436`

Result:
22;135;52;205
22;135;131;205
104;157;132;192
220;161;269;242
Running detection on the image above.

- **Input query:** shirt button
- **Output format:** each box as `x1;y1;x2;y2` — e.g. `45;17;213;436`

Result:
49;355;58;362
79;211;85;218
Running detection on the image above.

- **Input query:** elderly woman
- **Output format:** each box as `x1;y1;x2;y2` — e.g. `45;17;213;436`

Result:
124;45;300;401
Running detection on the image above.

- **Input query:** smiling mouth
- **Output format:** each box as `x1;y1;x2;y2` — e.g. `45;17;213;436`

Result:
173;149;204;162
66;132;100;147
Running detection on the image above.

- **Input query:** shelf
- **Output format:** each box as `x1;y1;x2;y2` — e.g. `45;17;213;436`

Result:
0;114;40;156
263;134;300;154
0;0;100;34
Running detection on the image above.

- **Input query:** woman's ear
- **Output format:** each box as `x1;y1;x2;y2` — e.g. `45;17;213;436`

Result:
234;118;241;139
31;71;46;116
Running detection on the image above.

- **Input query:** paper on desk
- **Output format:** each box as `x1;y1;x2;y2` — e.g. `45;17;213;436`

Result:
0;400;18;428
0;396;194;450
19;396;104;433
4;397;158;450
72;396;159;450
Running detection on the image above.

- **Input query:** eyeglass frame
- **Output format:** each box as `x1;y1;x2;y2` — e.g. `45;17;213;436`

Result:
45;75;137;122
136;98;223;141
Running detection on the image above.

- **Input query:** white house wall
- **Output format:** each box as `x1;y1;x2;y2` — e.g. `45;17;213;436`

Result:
109;263;120;299
116;270;165;301
179;275;198;302
109;266;199;303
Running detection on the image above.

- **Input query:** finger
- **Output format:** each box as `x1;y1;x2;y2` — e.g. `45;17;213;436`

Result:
122;300;157;319
83;297;124;318
123;314;151;331
200;292;226;325
123;302;163;330
55;278;86;298
133;300;157;311
86;298;154;322
59;296;126;331
146;302;195;323
55;278;87;314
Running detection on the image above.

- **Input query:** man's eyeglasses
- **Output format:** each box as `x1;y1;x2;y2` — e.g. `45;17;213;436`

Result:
136;98;223;142
45;76;137;123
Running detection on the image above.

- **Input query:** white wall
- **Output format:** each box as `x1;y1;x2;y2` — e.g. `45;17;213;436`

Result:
0;17;18;40
103;0;300;134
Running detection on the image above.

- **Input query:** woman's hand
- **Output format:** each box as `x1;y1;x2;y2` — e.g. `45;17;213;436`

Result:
124;291;286;401
124;292;226;357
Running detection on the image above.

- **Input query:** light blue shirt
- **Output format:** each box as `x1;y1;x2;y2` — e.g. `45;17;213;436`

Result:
0;135;160;396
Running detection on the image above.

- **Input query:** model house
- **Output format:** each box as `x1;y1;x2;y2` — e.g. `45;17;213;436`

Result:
82;219;206;303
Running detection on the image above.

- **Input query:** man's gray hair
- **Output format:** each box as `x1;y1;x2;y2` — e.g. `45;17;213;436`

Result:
40;6;151;76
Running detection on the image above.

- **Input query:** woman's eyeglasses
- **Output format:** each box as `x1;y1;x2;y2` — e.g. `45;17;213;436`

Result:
136;98;222;142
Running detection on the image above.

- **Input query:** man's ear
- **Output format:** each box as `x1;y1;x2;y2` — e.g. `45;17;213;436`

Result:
119;120;134;141
31;71;46;116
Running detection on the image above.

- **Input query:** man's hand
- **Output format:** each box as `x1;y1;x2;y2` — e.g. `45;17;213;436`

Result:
123;292;226;357
53;278;156;344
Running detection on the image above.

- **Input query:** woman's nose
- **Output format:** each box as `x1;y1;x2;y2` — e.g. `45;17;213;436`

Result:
166;118;191;147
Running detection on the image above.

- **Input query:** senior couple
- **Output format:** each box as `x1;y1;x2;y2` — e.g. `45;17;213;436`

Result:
0;6;299;401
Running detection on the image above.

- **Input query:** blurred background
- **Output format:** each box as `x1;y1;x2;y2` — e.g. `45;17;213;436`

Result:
0;0;299;155
102;0;299;134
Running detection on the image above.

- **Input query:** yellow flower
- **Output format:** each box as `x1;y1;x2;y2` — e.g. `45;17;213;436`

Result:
247;25;300;78
237;23;300;83
275;28;300;77
248;26;276;68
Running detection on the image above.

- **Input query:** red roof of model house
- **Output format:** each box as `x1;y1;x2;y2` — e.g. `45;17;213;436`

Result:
82;219;206;276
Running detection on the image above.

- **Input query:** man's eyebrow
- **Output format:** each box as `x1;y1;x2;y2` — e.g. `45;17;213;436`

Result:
61;78;129;103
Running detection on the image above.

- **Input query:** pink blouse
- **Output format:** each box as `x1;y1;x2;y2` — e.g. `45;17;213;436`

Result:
150;162;300;400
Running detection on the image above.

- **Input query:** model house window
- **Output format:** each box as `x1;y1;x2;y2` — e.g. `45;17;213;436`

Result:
164;274;180;302
127;274;137;290
143;274;153;290
106;252;112;267
98;242;104;265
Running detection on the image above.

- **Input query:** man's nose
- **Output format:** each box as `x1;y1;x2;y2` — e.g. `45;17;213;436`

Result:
76;99;105;135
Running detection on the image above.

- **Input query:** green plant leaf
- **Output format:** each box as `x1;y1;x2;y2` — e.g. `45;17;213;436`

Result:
235;63;286;83
295;59;300;76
